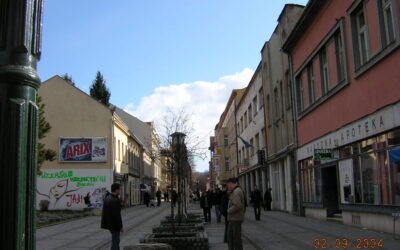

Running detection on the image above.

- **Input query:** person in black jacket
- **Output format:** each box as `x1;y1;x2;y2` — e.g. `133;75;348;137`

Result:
143;191;150;207
156;189;162;207
251;185;262;221
264;188;272;211
101;183;123;250
200;190;212;222
220;184;229;243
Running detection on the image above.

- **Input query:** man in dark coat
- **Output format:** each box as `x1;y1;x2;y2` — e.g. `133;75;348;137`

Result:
172;190;178;207
220;184;229;243
143;191;150;207
264;188;272;211
200;191;212;222
250;185;262;221
156;189;162;207
101;183;123;250
212;188;222;222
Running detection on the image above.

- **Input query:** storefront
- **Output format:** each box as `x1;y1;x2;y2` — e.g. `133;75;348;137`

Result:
297;102;400;233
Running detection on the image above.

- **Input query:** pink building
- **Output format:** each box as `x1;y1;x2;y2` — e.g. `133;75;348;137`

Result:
283;0;400;233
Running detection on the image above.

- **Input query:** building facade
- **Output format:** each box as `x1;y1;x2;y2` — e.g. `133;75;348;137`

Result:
236;64;268;199
36;76;114;210
283;0;400;233
261;4;304;214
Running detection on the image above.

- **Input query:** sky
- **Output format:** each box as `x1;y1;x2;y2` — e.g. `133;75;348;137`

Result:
39;0;308;172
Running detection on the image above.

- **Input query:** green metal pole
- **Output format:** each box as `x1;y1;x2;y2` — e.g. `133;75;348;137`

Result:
0;1;43;249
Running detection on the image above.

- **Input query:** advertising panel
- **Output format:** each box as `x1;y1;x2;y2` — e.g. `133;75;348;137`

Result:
36;169;112;210
59;137;107;162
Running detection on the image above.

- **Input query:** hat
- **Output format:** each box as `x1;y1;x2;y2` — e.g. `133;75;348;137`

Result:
227;177;238;184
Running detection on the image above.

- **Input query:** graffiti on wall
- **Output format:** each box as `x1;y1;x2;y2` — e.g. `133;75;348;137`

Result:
36;169;111;210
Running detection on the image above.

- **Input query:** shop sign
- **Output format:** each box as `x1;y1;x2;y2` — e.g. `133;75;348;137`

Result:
314;149;335;163
59;137;107;162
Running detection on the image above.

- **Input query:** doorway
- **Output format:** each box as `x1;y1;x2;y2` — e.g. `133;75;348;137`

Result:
321;165;340;217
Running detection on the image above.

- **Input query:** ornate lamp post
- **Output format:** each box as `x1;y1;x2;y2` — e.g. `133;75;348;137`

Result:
0;1;43;249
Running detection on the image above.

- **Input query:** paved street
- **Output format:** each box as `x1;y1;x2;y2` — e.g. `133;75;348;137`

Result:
37;203;400;250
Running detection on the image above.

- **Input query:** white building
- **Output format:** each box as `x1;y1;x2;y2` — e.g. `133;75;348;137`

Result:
236;63;268;199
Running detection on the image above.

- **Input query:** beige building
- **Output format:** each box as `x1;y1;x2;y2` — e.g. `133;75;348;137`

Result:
37;76;114;210
261;4;303;214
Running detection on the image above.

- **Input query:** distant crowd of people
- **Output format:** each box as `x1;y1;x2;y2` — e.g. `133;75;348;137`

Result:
199;179;273;250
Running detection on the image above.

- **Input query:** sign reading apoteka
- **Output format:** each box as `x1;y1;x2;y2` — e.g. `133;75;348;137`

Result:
59;137;107;162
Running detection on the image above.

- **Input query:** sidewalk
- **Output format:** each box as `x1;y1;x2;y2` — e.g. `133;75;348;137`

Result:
201;205;400;250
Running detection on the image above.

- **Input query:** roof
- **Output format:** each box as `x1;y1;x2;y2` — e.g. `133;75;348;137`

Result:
282;0;328;53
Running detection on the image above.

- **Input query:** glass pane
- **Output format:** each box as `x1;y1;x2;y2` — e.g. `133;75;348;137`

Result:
360;32;367;63
315;167;321;202
361;153;379;204
340;145;352;158
391;161;400;205
377;149;390;205
388;129;400;146
360;138;376;153
354;157;363;203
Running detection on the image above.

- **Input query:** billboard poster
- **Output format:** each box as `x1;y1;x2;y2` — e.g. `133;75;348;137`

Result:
36;169;112;210
339;159;355;204
59;137;107;162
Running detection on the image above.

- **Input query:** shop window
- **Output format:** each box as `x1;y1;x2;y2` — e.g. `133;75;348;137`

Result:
388;128;400;146
391;161;400;205
353;157;363;203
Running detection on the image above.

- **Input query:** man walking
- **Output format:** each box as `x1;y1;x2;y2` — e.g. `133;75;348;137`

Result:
227;178;245;250
213;188;222;222
220;183;229;243
251;185;262;221
200;191;212;223
156;189;162;207
264;188;272;211
101;183;123;250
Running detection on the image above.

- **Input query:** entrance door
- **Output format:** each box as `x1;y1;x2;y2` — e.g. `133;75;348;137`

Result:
321;165;340;217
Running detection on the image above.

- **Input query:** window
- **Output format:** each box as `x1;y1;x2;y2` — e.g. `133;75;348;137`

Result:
118;140;121;161
250;138;254;156
255;133;260;152
244;111;248;128
240;117;243;133
266;95;271;125
237;122;240;133
274;88;279;118
248;105;252;123
225;157;230;172
352;6;369;68
238;150;241;164
253;96;258;115
319;46;329;94
379;0;395;46
334;31;345;82
224;135;228;147
259;88;264;109
280;82;285;116
307;64;315;104
261;128;266;148
296;76;304;113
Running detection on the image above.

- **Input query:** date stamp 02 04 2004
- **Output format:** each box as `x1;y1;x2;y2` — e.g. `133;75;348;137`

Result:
313;238;384;249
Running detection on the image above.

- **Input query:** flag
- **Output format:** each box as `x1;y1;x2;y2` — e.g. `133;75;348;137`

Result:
237;135;253;148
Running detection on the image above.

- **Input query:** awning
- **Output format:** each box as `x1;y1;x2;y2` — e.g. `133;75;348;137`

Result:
389;147;400;163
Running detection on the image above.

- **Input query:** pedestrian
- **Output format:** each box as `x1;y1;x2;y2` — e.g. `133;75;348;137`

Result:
250;185;262;221
101;183;123;250
200;190;212;223
164;191;169;202
264;188;272;211
156;189;162;207
220;183;229;243
144;191;150;207
227;177;245;250
212;188;222;222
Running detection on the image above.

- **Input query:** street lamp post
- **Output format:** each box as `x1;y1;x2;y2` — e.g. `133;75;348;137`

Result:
0;1;44;249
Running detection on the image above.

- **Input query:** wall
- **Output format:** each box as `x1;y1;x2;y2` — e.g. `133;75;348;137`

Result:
38;76;112;170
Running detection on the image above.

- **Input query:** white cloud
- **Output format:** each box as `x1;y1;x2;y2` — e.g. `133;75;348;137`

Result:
124;68;254;172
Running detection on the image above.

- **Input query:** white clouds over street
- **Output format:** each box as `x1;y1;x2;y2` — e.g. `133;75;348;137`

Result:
124;68;254;171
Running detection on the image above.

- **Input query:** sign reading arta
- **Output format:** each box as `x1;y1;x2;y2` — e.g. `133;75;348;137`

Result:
59;137;107;162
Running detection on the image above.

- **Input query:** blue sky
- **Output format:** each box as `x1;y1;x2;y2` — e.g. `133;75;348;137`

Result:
39;0;308;171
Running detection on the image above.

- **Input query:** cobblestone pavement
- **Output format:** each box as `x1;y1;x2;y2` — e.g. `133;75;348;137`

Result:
37;203;400;250
36;203;170;250
205;206;400;250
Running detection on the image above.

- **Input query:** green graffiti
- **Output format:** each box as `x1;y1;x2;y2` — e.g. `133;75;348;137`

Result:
39;170;74;179
76;182;95;187
70;176;107;183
